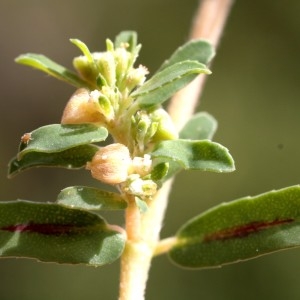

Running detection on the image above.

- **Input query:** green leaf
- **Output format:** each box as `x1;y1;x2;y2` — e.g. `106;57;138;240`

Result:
114;31;137;53
157;40;215;72
131;61;211;108
165;111;218;180
169;185;300;269
70;39;94;63
150;162;169;182
8;145;98;178
0;200;126;266
15;53;91;88
57;186;127;210
151;139;235;173
18;124;107;159
180;112;218;140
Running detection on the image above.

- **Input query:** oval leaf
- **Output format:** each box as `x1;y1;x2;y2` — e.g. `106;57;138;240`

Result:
0;201;126;266
131;61;211;108
15;53;91;88
157;40;215;72
8;144;98;178
180;112;218;140
179;112;218;140
18;124;107;159
159;111;218;180
57;186;127;210
151;139;235;173
169;185;300;269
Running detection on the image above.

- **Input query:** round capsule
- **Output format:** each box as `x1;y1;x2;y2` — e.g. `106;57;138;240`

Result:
86;143;132;185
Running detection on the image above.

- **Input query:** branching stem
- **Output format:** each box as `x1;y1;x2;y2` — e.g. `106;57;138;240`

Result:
118;1;234;299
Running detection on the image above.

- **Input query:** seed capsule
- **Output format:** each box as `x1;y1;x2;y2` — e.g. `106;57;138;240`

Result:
61;88;102;124
86;143;132;185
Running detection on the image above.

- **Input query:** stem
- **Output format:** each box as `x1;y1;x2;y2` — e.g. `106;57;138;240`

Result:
168;0;234;131
118;180;173;300
125;197;141;241
118;1;233;299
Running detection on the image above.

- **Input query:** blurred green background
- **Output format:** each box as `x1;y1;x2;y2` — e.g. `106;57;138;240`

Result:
1;0;300;299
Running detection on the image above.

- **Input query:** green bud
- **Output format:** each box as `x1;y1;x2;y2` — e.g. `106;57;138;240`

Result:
114;47;131;88
132;111;153;151
96;73;108;88
99;95;113;116
90;90;114;121
95;52;116;87
100;86;120;111
149;108;178;142
137;116;151;139
73;55;98;84
106;38;114;52
145;122;159;141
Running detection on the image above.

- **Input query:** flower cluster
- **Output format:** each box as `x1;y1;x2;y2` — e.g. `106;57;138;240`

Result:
61;39;148;128
60;37;178;202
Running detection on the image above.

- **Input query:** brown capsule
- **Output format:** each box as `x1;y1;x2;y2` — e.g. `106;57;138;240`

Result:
61;88;102;124
86;143;132;185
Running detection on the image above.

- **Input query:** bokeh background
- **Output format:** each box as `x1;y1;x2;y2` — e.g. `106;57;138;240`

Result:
1;0;300;299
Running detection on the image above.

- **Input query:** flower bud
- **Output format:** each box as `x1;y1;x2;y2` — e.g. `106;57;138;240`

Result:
86;143;132;185
130;154;152;177
95;52;116;87
114;47;131;87
132;111;158;151
126;65;149;92
136;112;152;141
106;38;114;52
124;175;157;199
149;108;178;142
73;55;98;84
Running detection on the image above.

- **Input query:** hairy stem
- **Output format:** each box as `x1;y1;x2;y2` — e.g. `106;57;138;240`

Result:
168;0;234;131
118;1;233;299
118;180;173;300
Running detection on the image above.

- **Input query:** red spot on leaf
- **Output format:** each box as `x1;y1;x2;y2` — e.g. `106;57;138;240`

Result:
204;219;294;242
